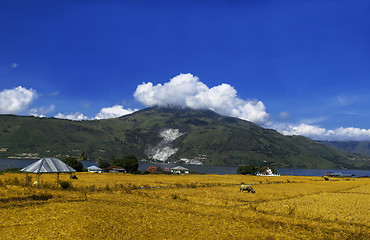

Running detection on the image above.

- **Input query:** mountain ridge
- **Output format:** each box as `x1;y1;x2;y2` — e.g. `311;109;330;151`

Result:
319;140;370;155
0;107;369;169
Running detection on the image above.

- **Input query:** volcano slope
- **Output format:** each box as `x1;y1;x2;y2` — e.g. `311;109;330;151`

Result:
0;107;367;169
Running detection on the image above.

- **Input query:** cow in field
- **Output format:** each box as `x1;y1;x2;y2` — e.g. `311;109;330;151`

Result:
240;183;255;193
70;175;78;179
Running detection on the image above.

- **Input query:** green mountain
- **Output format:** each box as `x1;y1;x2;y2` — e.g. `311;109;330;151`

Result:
319;140;370;155
0;107;369;169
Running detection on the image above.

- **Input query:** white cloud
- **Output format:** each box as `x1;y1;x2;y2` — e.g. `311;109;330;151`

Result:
325;127;370;141
81;101;90;108
54;112;88;121
94;105;138;119
277;123;370;141
134;73;270;125
0;86;37;114
53;105;137;121
278;123;327;138
48;91;60;97
336;95;358;106
29;105;55;118
11;63;18;69
279;112;290;119
300;116;327;125
134;73;208;108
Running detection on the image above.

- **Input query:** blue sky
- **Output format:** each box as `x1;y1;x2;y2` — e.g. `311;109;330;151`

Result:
1;0;370;141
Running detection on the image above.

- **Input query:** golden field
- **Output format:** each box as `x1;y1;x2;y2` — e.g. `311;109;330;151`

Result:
0;172;369;239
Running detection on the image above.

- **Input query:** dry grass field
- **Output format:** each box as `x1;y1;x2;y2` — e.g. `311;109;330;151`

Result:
0;172;369;239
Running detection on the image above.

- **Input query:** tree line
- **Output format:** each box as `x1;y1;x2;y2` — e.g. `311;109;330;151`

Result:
63;152;139;173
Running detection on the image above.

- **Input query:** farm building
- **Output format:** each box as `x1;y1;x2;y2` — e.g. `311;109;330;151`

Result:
103;166;126;173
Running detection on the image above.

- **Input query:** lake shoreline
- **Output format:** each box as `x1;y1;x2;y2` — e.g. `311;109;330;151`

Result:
1;158;370;177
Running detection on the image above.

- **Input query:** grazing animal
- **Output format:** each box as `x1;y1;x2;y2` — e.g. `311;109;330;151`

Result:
240;183;255;193
323;177;329;181
70;175;78;180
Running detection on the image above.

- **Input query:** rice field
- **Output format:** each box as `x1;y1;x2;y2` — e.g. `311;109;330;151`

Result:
0;172;369;239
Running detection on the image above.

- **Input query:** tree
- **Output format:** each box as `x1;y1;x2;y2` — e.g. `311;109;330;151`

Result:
97;157;111;169
122;155;139;173
156;166;164;173
112;154;139;173
98;160;111;169
237;165;258;175
112;158;125;167
64;156;83;172
77;150;88;161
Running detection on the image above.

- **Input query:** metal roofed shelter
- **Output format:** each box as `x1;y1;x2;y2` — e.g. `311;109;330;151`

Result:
21;158;76;185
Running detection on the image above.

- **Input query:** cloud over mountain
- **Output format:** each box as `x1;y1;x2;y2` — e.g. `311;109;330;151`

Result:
54;112;88;121
134;73;270;125
29;105;55;118
0;86;37;114
95;105;137;120
278;123;370;141
133;73;370;141
53;105;137;121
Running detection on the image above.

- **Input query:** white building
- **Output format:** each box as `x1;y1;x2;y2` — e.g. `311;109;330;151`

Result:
87;165;102;173
170;166;190;174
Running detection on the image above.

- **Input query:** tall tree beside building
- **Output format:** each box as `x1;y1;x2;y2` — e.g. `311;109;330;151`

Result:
113;155;139;173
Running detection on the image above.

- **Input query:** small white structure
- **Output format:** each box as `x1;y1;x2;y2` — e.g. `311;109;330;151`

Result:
87;165;102;173
257;167;280;176
171;166;190;174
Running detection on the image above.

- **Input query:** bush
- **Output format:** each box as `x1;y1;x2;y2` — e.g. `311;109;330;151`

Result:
25;174;32;186
0;168;21;175
59;180;72;190
63;157;83;172
237;165;258;175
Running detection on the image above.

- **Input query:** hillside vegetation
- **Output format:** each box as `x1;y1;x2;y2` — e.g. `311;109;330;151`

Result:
0;107;369;169
320;140;370;155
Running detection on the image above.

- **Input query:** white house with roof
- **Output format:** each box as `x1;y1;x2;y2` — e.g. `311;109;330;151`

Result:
170;166;190;174
87;165;102;173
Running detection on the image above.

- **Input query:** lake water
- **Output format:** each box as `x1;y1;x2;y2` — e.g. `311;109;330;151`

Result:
1;158;370;177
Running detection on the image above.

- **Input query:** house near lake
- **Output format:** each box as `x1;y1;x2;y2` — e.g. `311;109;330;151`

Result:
257;167;280;176
87;165;102;173
103;166;126;173
170;166;190;174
